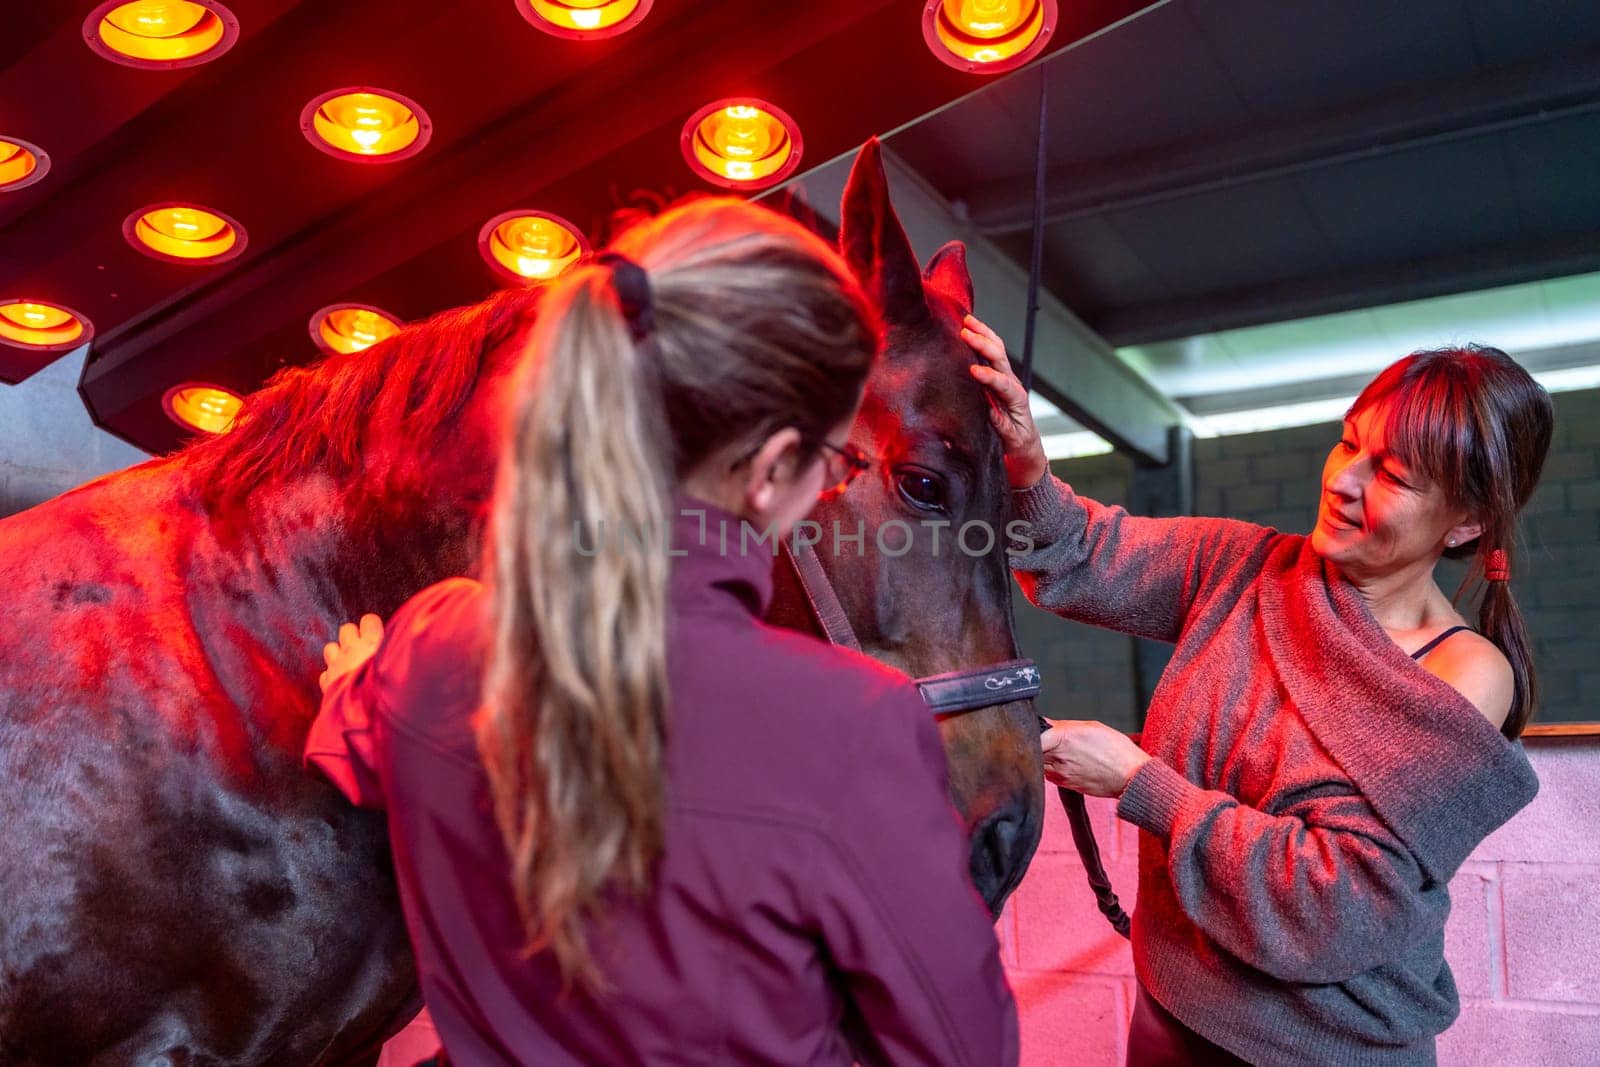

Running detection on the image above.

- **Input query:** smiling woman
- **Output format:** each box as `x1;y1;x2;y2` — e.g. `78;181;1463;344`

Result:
1314;345;1554;736
967;320;1552;1065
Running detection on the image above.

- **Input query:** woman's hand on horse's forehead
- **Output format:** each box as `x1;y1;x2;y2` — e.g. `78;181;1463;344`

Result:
961;314;1048;489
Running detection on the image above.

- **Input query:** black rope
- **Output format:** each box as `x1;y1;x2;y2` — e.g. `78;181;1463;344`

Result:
1019;64;1048;395
1060;786;1132;938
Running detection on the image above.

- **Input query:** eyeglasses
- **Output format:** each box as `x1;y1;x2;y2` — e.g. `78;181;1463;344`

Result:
730;434;872;501
811;438;871;500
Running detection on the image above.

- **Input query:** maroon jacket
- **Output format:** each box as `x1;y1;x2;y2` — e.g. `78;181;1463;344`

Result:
306;499;1017;1066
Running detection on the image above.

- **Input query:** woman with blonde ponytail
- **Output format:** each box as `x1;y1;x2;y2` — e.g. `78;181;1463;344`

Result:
307;199;1018;1066
967;319;1552;1065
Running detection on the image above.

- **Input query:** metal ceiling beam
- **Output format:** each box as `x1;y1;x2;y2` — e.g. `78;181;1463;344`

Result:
1099;227;1600;347
784;144;1185;466
964;48;1600;236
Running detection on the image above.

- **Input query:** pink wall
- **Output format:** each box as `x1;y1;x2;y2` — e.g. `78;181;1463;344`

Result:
1001;737;1600;1066
380;739;1600;1065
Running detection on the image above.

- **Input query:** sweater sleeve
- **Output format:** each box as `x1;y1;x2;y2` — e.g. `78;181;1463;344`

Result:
1009;474;1276;643
809;683;1019;1067
1117;758;1431;984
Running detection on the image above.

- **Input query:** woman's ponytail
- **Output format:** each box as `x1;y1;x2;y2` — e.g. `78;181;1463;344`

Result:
477;197;880;989
480;266;674;987
1478;543;1538;739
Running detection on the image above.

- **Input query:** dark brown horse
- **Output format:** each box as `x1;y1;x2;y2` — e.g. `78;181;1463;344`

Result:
769;138;1044;908
0;142;1041;1064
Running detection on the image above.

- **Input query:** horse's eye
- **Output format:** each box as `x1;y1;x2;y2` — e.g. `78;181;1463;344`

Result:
896;470;948;512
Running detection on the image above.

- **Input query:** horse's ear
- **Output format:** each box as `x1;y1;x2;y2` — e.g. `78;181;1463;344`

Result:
840;138;927;325
924;241;974;315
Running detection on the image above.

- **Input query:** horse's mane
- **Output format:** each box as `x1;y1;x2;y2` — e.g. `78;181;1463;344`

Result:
183;285;543;504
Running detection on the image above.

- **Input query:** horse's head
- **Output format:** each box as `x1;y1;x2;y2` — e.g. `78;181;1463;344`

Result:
776;140;1045;913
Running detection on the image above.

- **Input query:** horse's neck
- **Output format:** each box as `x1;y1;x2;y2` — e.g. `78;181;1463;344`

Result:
201;470;483;656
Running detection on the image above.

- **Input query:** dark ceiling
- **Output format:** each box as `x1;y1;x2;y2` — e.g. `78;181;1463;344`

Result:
2;0;1155;452
888;0;1600;348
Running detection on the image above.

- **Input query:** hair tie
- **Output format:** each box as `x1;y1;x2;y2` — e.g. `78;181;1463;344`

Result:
596;252;655;343
1485;548;1510;583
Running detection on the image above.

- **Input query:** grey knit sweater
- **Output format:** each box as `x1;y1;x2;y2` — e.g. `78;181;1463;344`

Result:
1010;476;1538;1067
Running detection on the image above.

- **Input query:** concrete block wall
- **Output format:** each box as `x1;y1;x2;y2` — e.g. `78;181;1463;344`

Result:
1020;387;1600;728
0;345;148;519
1006;738;1600;1066
1012;451;1142;731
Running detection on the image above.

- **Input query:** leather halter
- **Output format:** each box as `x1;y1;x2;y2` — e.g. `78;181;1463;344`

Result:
781;532;1131;938
782;537;1043;715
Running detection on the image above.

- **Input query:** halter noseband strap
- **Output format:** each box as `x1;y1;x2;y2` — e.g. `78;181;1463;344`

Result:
779;530;1130;939
780;538;1042;717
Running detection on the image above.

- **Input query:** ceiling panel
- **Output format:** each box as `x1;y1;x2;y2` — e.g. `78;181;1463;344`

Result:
1023;213;1172;311
1463;0;1600;67
1292;133;1522;265
1503;112;1600;239
1188;0;1483;118
887;92;1035;195
1095;177;1331;299
1024;3;1252;167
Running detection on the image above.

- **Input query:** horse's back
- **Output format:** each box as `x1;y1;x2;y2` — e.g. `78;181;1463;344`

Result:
0;467;418;1065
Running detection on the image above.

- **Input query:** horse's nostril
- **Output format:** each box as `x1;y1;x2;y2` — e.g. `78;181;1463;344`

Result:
968;804;1037;914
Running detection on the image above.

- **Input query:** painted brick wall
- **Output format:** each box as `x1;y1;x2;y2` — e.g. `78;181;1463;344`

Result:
1004;739;1600;1065
1018;387;1600;728
0;346;148;519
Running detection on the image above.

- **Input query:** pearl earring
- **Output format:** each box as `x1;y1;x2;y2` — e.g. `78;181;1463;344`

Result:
1446;538;1456;547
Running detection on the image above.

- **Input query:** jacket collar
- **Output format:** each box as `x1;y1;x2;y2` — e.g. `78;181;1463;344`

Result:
669;493;777;619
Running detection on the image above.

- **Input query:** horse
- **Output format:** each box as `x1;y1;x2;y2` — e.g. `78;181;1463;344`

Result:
0;141;1042;1065
768;138;1044;908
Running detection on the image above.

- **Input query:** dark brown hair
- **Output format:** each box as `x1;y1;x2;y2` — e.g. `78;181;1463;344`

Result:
1349;345;1554;738
480;197;881;985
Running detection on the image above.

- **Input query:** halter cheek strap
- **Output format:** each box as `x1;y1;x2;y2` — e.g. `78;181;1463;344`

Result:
777;497;1127;938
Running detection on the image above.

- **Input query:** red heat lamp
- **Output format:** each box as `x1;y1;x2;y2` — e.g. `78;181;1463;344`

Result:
164;383;242;434
84;0;240;70
125;203;247;264
310;304;403;355
302;88;432;164
516;0;653;39
680;99;804;191
0;138;50;192
479;211;589;284
0;301;92;353
922;0;1057;75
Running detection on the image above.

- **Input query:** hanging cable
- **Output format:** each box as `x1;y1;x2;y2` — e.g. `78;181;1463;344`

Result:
1019;64;1048;394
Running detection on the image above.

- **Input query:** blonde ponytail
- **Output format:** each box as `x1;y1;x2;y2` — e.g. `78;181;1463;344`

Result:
478;197;880;988
481;266;674;986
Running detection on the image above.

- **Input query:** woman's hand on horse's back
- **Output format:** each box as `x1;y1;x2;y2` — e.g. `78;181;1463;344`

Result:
320;614;385;692
962;314;1049;490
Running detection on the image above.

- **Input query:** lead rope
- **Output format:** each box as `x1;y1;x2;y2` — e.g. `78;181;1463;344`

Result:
1019;65;1129;938
785;532;1127;935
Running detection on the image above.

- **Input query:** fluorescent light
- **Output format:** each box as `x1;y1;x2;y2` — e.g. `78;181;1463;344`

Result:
1534;364;1600;394
1041;430;1113;459
1189;396;1355;438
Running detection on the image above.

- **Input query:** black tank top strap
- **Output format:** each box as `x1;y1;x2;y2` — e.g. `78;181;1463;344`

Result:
1409;624;1475;661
